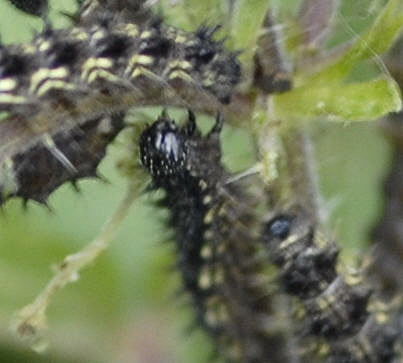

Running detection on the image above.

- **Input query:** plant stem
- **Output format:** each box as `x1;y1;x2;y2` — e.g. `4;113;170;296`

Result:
12;176;145;351
281;128;322;222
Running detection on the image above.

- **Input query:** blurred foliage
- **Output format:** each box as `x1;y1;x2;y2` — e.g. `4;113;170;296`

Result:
272;77;400;122
0;0;399;362
274;0;403;122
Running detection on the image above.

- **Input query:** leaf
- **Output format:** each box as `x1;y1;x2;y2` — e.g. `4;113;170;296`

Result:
298;0;339;48
159;0;229;34
229;0;271;68
297;0;403;85
272;77;402;122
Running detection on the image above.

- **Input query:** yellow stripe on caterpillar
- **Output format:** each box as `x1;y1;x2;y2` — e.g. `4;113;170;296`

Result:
163;60;193;79
36;80;77;97
130;67;162;82
29;67;70;94
278;233;302;250
0;78;18;92
37;40;52;52
91;29;107;40
70;28;89;41
81;57;113;81
127;54;154;69
21;44;37;54
203;208;215;225
140;30;153;39
174;33;188;44
0;94;28;104
168;70;194;83
116;23;139;37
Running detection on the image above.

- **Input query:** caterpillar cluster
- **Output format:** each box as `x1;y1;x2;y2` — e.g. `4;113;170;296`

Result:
140;112;402;363
2;1;401;363
0;0;240;205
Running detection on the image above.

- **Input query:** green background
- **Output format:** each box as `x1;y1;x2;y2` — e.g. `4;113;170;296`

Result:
0;0;392;362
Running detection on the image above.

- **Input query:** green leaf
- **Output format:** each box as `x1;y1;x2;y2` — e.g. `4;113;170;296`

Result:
229;0;271;68
272;77;402;122
159;0;230;33
297;0;403;85
181;0;227;25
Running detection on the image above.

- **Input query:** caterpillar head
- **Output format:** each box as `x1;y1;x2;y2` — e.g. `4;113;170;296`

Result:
139;110;223;186
140;111;189;180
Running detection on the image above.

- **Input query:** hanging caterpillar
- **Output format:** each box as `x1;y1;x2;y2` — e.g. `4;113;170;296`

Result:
0;0;240;205
139;110;299;363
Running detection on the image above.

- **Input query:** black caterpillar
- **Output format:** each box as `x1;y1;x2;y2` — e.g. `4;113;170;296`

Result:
0;0;240;205
140;111;297;363
262;209;401;363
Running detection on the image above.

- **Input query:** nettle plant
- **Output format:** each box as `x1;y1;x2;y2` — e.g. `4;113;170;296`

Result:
0;0;402;362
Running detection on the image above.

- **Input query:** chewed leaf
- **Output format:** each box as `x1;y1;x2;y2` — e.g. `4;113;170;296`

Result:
297;0;403;85
272;77;402;122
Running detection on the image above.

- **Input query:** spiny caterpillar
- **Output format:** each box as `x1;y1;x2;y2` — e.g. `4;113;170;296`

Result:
262;210;401;363
0;0;240;205
140;111;298;363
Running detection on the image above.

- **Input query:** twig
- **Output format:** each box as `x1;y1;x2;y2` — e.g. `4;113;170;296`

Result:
280;128;323;223
12;176;145;351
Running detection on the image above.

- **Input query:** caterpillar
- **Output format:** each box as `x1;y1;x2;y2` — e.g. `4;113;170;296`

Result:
0;0;240;205
139;111;298;363
262;209;401;363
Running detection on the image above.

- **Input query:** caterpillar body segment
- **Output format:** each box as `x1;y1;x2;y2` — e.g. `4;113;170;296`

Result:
0;112;125;205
